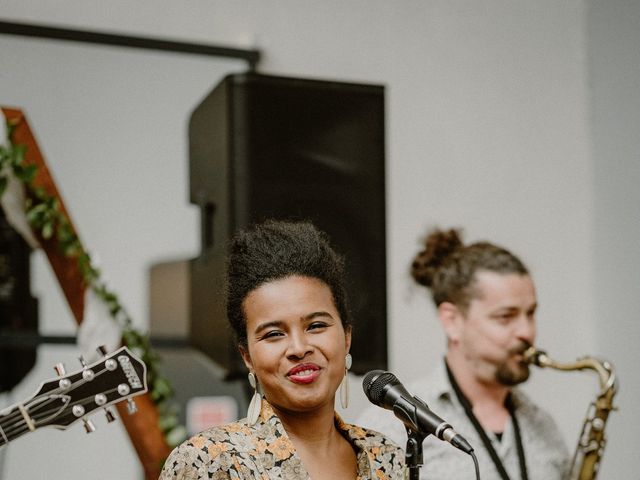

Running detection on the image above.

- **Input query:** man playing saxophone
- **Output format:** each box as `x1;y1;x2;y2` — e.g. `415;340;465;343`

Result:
358;227;569;479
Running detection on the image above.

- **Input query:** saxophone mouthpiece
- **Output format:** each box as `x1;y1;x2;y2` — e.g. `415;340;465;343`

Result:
524;346;547;366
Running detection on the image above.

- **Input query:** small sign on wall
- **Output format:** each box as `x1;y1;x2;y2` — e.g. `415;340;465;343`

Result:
186;396;239;435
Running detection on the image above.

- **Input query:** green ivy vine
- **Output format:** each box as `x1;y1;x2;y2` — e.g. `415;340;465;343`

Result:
0;119;186;447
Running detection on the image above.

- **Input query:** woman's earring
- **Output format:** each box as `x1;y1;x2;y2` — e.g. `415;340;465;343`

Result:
340;353;352;409
247;372;262;425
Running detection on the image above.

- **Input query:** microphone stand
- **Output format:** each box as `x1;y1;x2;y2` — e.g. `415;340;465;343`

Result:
405;428;427;480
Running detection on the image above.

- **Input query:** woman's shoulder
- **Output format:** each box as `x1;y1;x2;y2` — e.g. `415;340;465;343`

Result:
173;420;254;454
159;421;254;479
341;422;406;478
342;421;404;451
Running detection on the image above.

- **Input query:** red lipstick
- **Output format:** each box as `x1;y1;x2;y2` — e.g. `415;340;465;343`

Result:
287;363;320;384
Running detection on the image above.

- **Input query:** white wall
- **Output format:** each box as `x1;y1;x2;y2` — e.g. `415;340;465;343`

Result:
0;1;635;478
587;0;640;475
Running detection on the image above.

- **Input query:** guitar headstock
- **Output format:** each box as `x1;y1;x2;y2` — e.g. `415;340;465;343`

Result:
0;346;147;444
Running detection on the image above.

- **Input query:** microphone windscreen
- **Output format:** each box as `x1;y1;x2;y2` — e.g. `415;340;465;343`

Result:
362;370;397;404
362;370;384;395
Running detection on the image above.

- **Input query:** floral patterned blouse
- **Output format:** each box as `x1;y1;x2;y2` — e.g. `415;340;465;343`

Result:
159;401;406;479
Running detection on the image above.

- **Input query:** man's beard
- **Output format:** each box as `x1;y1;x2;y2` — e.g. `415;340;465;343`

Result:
495;361;530;386
495;343;531;386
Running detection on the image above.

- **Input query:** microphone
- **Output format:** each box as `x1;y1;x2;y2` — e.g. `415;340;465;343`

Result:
363;370;473;454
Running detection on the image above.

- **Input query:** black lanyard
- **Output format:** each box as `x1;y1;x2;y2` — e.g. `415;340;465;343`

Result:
445;362;528;480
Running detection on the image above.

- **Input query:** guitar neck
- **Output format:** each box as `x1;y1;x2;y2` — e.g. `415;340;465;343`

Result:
0;404;30;446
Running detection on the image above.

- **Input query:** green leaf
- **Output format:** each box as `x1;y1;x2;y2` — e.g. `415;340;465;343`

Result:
62;241;81;257
26;202;48;218
158;412;178;431
5;122;15;138
0;148;10;164
31;186;47;200
0;176;8;196
11;144;26;166
57;223;74;242
165;426;187;447
151;376;173;401
16;164;37;183
41;221;54;239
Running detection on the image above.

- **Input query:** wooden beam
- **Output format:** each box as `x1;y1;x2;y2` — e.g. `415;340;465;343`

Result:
2;107;86;322
1;107;172;480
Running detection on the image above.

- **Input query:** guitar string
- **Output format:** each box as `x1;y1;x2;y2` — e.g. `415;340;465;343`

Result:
0;366;112;439
0;366;109;425
0;423;8;445
1;387;122;441
0;347;132;426
17;404;36;432
7;397;101;436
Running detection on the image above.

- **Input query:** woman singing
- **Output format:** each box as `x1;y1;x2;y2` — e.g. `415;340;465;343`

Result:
160;220;405;479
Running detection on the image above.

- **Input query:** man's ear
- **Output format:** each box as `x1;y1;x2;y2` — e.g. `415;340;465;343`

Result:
438;302;464;342
239;345;253;372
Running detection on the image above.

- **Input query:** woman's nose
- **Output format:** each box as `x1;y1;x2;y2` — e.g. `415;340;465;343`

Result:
286;331;313;358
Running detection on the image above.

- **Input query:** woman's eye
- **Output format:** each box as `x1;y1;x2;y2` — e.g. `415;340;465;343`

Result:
308;322;328;331
262;330;283;339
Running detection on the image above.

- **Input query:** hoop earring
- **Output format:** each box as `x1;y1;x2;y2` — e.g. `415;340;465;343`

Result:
340;353;352;409
247;372;262;425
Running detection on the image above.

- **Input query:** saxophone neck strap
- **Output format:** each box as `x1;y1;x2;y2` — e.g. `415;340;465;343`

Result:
445;360;529;480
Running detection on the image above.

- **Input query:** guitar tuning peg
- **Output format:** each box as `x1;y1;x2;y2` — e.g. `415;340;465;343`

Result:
126;398;138;415
83;419;96;433
96;345;108;356
54;362;66;376
104;408;116;423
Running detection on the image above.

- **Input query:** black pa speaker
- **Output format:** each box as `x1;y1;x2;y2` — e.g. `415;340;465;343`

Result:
189;73;386;377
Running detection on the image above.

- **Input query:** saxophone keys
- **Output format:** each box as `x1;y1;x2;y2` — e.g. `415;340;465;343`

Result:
591;417;605;431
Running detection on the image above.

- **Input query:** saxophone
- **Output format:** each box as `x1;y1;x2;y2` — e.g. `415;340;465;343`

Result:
524;347;618;480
